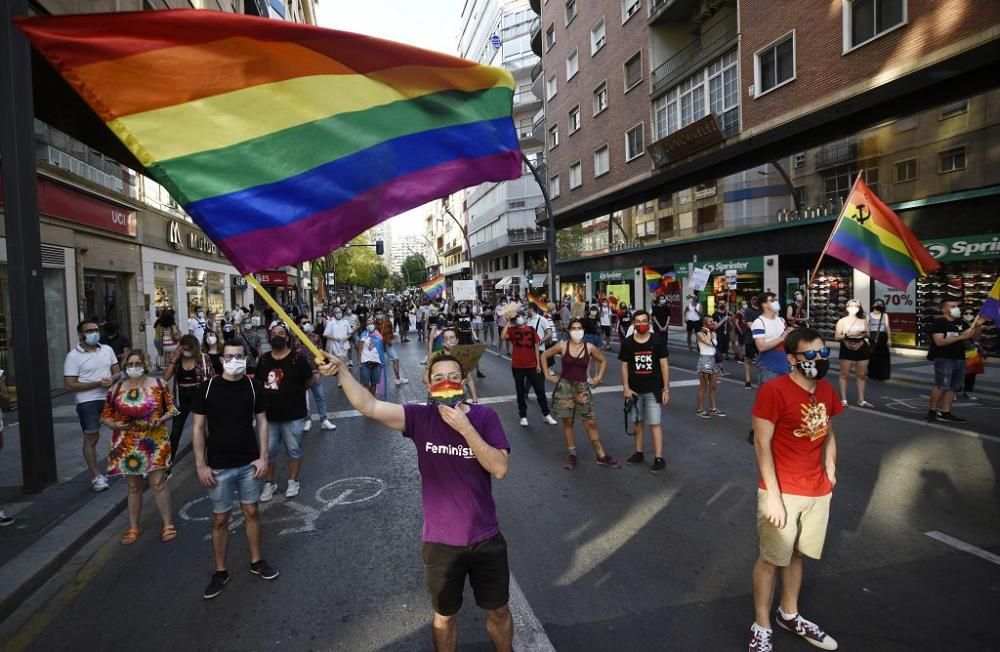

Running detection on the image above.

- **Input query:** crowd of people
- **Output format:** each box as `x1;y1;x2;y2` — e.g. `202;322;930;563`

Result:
48;285;991;652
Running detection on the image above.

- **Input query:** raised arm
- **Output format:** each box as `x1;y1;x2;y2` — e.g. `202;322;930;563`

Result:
318;354;405;431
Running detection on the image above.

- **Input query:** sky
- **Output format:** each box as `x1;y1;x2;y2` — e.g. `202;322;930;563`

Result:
314;0;464;237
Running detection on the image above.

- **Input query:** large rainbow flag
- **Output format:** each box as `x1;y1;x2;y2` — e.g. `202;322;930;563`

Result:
16;10;522;274
420;275;446;298
823;177;939;290
980;278;1000;324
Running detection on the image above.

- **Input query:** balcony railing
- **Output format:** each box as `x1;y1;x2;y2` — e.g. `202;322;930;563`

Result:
529;17;542;56
530;59;543;82
651;23;738;93
39;145;125;195
471;228;548;259
814;141;858;170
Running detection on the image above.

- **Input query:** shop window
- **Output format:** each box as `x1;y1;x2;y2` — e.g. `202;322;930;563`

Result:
939;147;966;173
895;158;917;182
755;32;795;96
593;145;610;177
844;0;905;51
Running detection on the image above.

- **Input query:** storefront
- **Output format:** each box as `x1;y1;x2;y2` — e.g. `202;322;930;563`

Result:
677;256;766;316
587;268;638;307
556;275;586;302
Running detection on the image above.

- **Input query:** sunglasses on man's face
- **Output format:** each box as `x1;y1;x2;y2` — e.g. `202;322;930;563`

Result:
794;347;830;361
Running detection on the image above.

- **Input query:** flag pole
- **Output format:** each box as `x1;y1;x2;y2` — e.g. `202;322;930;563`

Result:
809;171;864;285
245;273;326;362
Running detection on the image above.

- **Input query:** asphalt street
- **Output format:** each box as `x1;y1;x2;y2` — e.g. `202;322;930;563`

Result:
4;333;999;652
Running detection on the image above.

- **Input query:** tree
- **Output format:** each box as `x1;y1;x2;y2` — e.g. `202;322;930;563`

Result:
556;224;583;260
400;254;429;286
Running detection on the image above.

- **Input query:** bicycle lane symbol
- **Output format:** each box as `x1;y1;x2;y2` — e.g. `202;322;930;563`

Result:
179;477;386;539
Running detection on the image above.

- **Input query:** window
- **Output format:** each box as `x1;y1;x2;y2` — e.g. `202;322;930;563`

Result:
625;123;644;161
939;147;966;173
591;18;606;55
594;145;610;177
569;105;581;133
546;74;558;101
824;165;878;205
755;32;795;95
622;0;641;22
569;161;582;188
545;24;555;50
940;100;968;119
846;0;905;50
593;81;608;115
566;49;579;80
653;50;738;140
624;52;643;92
793;153;806;168
548;124;559;149
793;186;807;208
565;0;576;25
550;174;561;198
895;158;917;182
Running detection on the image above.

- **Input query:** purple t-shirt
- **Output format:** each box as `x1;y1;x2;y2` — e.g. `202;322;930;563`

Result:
402;403;511;546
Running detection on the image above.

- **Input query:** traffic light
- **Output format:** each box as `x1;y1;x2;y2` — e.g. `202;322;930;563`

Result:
376;240;384;255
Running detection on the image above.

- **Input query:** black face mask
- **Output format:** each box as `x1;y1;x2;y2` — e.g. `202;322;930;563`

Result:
270;336;287;350
795;358;830;380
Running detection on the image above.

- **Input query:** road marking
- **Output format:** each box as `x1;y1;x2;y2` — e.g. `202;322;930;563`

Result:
473;379;699;407
851;407;1000;445
509;573;556;652
925;531;1000;566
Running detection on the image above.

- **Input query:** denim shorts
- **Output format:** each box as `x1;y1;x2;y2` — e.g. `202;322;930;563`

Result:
206;464;263;513
697;354;718;374
76;400;105;434
757;366;785;386
267;419;306;460
627;392;662;429
359;362;382;386
384;345;399;361
933;358;966;392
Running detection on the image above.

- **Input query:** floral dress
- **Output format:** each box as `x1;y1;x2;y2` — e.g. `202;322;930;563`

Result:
102;380;179;477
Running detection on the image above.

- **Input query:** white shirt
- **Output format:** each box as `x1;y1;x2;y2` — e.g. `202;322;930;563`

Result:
230;307;244;324
188;316;207;343
685;303;702;321
324;318;353;356
359;332;382;364
64;344;118;404
599;306;612;327
697;333;718;355
531;316;551;350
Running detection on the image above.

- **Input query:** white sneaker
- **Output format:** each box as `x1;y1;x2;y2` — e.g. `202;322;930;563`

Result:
260;482;276;503
321;419;337;430
394;378;402;386
519;417;528;427
0;510;13;527
285;480;300;498
92;475;109;492
399;377;409;384
544;414;558;425
303;419;313;431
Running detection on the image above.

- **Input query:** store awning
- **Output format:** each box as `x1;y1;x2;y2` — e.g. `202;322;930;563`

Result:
495;276;514;289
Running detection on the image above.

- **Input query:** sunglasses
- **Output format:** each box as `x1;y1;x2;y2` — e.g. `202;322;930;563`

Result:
794;347;830;361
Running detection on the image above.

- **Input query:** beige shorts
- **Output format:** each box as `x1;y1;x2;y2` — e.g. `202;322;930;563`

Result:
757;489;832;567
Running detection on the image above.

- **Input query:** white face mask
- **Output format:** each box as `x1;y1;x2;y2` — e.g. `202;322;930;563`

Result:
206;335;217;345
847;305;859;316
125;367;145;379
769;301;781;313
197;312;204;319
569;330;584;342
223;358;247;376
182;350;194;358
367;324;376;332
949;307;962;319
303;323;314;333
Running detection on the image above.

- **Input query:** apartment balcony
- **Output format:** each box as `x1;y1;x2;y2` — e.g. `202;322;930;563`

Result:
814;140;859;170
531;108;546;142
443;260;471;277
38;145;126;196
650;0;728;25
651;21;738;94
531;61;544;100
513;88;541;113
471;228;548;260
529;17;542;57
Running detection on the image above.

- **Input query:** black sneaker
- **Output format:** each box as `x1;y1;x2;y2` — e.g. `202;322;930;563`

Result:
926;409;938;422
250;559;280;580
745;381;752;390
936;412;967;423
477;371;486;378
650;457;665;474
626;451;645;465
747;429;755;444
203;571;230;599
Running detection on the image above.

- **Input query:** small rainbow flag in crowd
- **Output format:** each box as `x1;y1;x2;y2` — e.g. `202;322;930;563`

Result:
527;292;550;313
420;275;446;298
16;10;522;274
979;278;1000;323
821;176;940;290
643;266;676;292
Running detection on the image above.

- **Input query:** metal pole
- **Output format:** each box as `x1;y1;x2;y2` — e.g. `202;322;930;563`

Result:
0;0;58;492
521;153;556;297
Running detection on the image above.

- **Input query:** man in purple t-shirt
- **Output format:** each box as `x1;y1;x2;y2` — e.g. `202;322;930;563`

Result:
319;352;512;652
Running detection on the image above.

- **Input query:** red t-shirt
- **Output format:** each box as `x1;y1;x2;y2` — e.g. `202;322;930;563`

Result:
752;374;843;496
507;325;540;369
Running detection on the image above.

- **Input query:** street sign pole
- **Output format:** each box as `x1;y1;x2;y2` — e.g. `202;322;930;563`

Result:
0;0;58;492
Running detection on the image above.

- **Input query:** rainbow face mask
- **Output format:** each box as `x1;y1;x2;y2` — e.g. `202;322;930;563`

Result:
427;379;467;407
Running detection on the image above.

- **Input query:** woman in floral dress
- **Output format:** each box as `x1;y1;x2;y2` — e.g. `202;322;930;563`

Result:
101;350;180;544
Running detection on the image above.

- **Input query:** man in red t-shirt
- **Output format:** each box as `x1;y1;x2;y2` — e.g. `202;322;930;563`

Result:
748;328;841;652
501;311;558;428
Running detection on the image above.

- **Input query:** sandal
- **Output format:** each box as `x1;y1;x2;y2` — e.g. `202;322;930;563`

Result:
161;524;178;542
840;400;848;407
121;527;141;545
858;401;875;409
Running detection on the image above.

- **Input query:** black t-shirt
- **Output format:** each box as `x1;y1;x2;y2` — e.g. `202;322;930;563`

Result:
256;351;314;421
483;307;495;323
190;376;266;469
651;304;671;331
456;315;475;344
617;311;633;337
927;317;967;360
618;334;669;398
713;310;732;335
581;316;600;335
